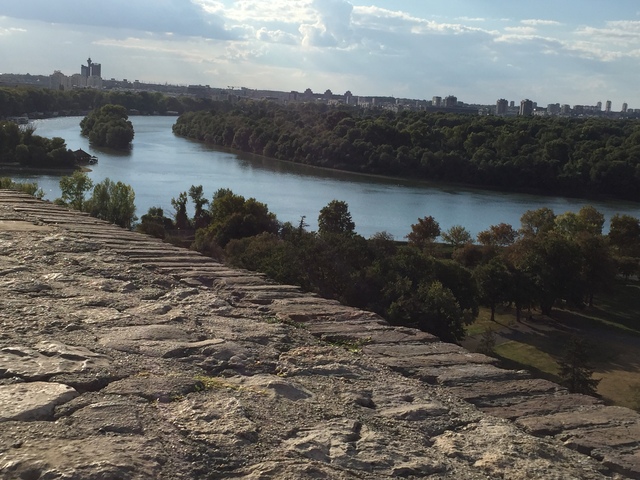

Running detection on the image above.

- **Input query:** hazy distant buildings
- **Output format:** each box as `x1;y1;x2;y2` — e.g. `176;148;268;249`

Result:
547;103;561;115
605;100;612;113
432;96;442;108
49;57;103;91
622;102;628;113
444;95;457;108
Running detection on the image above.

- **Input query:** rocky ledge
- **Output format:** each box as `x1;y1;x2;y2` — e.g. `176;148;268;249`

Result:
0;190;639;479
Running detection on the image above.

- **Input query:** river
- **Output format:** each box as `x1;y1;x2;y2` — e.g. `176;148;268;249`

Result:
8;115;640;239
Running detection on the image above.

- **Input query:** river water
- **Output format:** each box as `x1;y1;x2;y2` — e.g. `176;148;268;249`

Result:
10;116;640;239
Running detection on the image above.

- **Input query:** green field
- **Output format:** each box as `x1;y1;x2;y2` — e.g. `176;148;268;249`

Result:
463;279;640;410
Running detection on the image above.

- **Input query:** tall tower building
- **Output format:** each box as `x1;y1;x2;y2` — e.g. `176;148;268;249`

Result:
432;96;442;107
81;57;102;78
622;102;628;113
519;99;533;116
444;95;457;108
605;100;612;113
496;98;508;115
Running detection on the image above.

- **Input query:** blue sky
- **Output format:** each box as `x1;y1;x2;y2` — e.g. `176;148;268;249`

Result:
1;1;639;108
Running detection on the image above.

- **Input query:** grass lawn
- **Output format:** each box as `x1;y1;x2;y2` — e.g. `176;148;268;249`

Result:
464;279;640;410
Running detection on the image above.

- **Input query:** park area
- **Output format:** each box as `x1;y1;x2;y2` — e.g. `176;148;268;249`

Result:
463;278;640;409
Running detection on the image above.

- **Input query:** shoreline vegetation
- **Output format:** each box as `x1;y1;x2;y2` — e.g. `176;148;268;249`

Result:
173;99;640;202
3;171;639;405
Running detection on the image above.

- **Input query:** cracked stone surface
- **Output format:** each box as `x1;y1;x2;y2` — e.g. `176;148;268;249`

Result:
0;191;638;479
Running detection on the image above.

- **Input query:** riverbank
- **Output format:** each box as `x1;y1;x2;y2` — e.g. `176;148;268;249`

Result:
0;163;88;175
21;115;639;239
178;134;640;206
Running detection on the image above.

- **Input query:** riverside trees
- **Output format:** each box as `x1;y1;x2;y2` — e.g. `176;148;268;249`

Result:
56;172;136;228
0;121;75;168
172;100;640;201
132;183;635;344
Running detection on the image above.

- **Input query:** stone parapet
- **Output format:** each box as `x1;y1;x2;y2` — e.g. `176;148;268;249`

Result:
0;190;637;479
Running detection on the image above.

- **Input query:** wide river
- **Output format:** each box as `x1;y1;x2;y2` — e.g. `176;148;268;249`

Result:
10;115;640;239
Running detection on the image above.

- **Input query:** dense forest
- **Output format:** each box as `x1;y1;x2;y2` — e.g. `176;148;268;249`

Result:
0;86;216;117
0;120;76;168
173;100;640;201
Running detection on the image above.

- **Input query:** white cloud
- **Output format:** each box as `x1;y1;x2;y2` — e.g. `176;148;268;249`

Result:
521;19;562;26
223;0;315;24
504;26;537;35
2;2;640;106
457;17;486;22
256;27;298;45
0;26;26;36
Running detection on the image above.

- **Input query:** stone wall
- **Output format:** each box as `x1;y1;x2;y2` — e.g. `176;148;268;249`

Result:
0;190;638;479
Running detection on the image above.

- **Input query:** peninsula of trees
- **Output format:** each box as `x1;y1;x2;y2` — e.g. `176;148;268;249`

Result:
173;100;640;201
0;120;75;168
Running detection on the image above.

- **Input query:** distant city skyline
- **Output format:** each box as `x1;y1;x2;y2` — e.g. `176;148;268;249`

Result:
1;1;640;107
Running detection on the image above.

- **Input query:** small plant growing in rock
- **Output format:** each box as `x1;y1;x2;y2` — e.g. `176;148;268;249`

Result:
477;329;497;356
558;336;600;395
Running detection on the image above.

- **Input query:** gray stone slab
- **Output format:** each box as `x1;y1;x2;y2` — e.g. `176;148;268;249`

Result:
0;382;78;421
446;378;565;405
0;342;110;380
518;405;640;436
481;393;601;421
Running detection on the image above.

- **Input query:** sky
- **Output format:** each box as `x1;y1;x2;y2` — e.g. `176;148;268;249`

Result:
1;1;640;108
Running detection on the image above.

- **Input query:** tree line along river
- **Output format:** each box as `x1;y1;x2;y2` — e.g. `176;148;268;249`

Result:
10;115;640;239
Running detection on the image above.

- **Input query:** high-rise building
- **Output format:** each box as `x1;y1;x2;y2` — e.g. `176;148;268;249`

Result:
547;103;561;115
605;100;612;113
596;101;602;111
444;95;457;108
622;102;628;113
496;98;508;115
432;96;442;107
81;57;101;78
519;99;533;116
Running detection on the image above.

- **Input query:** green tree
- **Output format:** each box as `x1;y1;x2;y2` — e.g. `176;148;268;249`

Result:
318;200;355;236
515;233;583;315
477;223;518;247
609;214;640;257
473;258;512;321
388;280;466;343
441;225;472;249
194;188;278;251
189;184;210;228
137;206;174;238
520;207;556;238
80;104;134;149
85;178;137;228
58;171;93;210
171;192;190;229
558;336;600;395
406;216;441;249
